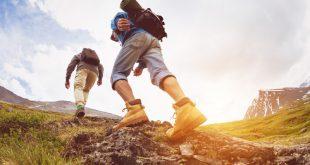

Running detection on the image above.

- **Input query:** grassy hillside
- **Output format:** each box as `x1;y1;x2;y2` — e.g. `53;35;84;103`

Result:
0;101;115;164
1;99;309;164
0;101;75;164
200;100;310;145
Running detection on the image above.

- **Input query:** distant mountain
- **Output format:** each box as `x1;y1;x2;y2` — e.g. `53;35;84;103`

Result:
0;85;120;119
0;86;35;106
300;77;310;88
203;98;310;145
244;81;310;119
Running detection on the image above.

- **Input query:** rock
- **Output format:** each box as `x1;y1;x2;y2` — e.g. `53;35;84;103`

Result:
276;156;296;164
105;127;113;136
193;155;222;165
60;120;310;164
73;133;93;144
72;117;83;125
179;143;194;158
63;123;181;164
299;127;308;134
274;144;310;164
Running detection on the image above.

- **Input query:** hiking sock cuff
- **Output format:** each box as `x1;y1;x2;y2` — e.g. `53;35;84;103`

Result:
174;97;194;108
128;99;142;106
76;104;85;110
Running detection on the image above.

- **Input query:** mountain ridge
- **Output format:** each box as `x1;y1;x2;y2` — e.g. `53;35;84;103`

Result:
0;85;120;119
245;83;310;119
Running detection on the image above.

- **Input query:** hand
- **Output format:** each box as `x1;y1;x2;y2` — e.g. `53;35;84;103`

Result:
117;18;131;31
134;67;143;77
110;31;119;42
97;80;102;86
65;81;70;89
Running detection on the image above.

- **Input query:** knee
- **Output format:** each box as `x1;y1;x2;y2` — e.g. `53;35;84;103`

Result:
83;88;90;93
74;81;83;89
160;75;177;90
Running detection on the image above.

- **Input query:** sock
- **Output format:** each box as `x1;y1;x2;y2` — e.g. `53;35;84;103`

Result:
76;104;84;110
128;99;142;106
175;97;193;107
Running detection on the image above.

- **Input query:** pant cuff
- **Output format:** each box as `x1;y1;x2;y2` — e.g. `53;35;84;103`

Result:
111;74;128;90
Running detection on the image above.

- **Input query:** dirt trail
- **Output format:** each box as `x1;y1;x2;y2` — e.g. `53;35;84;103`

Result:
59;117;310;165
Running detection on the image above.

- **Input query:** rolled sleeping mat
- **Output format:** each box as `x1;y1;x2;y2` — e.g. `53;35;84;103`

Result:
120;0;144;13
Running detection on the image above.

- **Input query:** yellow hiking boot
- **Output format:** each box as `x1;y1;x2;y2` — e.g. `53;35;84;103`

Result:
166;97;207;140
113;99;149;130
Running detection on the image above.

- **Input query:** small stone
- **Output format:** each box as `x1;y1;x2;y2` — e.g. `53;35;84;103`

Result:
276;156;296;164
238;158;249;164
299;127;308;134
154;120;161;125
193;155;222;165
73;117;83;125
56;122;62;128
179;143;194;158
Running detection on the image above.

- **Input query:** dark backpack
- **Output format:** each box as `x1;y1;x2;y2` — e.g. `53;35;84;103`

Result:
81;48;100;66
130;8;167;41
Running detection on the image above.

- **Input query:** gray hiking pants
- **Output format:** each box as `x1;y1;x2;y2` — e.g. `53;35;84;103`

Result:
111;32;174;90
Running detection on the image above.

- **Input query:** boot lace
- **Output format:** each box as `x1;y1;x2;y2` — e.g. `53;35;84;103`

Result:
122;105;144;113
171;112;176;120
122;107;128;112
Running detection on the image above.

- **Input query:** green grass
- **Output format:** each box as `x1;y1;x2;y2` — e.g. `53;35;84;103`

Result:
200;100;310;145
0;129;70;165
1;98;309;164
0;101;80;165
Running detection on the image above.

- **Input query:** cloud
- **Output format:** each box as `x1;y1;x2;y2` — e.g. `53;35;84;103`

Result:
0;0;95;99
30;0;119;41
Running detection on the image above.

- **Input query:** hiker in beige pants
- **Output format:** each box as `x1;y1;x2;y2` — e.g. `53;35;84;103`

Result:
66;48;103;118
74;69;98;107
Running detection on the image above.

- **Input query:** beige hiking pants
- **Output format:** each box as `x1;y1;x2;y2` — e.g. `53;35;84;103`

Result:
74;69;97;106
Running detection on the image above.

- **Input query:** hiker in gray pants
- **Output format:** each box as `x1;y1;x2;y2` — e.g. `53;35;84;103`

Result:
110;11;206;140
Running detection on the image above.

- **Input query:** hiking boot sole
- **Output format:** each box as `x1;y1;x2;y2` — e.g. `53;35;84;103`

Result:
76;111;85;118
167;115;207;141
113;114;149;131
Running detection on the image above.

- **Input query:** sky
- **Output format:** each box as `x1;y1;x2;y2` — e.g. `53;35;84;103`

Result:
0;0;309;124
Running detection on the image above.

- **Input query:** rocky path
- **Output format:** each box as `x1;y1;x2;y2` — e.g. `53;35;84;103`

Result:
59;117;310;165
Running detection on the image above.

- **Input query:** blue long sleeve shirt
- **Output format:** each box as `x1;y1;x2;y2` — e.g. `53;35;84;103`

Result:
111;12;145;44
